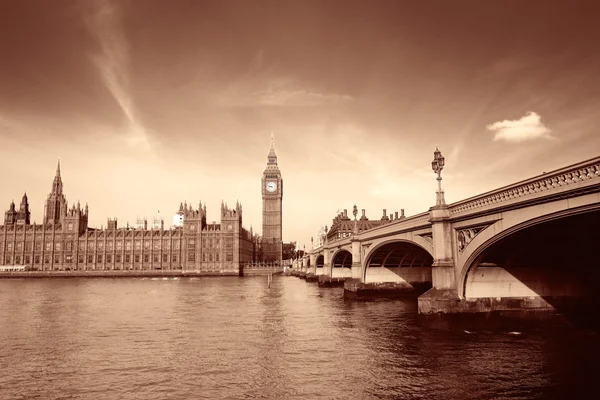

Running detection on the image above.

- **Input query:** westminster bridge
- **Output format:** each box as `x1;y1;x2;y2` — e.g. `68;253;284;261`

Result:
291;152;600;314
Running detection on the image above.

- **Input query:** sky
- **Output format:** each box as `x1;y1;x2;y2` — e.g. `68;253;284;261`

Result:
1;0;599;249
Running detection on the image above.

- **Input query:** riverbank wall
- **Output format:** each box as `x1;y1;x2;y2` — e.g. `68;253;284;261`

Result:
0;269;281;279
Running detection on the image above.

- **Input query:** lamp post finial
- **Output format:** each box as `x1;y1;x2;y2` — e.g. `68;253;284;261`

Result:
431;147;446;206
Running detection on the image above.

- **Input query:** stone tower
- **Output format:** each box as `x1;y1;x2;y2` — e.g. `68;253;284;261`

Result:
261;134;283;263
16;192;31;225
4;200;16;225
63;201;88;235
44;160;67;225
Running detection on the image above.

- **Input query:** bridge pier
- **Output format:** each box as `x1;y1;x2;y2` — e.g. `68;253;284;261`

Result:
419;292;600;315
323;249;332;277
417;204;460;312
344;278;431;299
351;236;361;279
306;253;317;281
317;274;348;287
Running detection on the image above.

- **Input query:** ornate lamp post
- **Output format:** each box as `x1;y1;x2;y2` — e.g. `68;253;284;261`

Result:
431;147;446;206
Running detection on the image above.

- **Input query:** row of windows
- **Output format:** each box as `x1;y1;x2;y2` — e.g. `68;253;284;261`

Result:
3;249;228;257
198;253;234;262
1;240;190;252
3;252;235;265
1;239;235;251
32;266;183;271
3;254;182;264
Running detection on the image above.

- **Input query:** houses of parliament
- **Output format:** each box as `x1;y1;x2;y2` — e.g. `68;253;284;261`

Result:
0;140;284;272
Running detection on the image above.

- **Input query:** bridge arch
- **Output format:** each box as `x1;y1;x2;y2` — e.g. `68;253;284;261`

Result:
363;239;433;284
315;255;324;268
458;205;600;299
363;235;433;266
332;250;352;268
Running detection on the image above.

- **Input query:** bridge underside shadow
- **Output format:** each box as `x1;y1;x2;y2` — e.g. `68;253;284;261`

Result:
315;255;324;275
345;242;433;299
455;210;600;322
332;250;352;278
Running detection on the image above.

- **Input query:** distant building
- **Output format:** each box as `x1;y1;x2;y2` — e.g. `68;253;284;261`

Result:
0;139;284;271
326;208;405;241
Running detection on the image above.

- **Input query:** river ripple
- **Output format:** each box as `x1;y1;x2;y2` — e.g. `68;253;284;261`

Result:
0;277;597;399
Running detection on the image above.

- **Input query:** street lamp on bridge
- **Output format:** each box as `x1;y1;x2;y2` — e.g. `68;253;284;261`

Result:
431;147;446;206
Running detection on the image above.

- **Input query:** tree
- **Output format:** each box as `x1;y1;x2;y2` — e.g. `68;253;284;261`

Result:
282;241;297;260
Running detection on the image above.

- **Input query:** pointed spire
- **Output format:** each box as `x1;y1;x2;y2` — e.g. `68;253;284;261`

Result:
267;132;277;164
51;159;64;195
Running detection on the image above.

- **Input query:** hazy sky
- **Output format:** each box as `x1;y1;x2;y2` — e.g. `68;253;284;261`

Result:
1;0;599;248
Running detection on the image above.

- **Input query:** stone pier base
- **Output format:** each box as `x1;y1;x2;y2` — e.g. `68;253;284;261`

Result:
318;275;348;288
344;279;431;300
305;273;318;282
418;288;600;315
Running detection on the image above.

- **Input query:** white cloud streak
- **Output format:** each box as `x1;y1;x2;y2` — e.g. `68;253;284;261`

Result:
487;111;553;143
86;0;151;151
257;87;353;107
217;77;352;107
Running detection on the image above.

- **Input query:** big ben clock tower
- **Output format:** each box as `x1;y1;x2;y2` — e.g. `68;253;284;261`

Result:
262;134;283;263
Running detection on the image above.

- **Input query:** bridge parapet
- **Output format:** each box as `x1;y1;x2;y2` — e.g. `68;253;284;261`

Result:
357;211;431;240
450;156;600;217
324;237;351;249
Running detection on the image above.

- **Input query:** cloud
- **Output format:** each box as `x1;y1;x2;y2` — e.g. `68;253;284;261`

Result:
487;111;553;143
257;87;353;107
216;77;352;108
86;0;151;151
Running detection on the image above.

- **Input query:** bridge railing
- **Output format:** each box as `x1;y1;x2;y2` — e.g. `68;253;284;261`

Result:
449;156;600;216
352;211;431;238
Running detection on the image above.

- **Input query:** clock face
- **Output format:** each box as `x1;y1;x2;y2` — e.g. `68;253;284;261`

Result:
266;181;277;192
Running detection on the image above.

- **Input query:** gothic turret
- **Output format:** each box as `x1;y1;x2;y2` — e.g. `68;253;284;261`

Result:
15;192;31;225
221;200;242;235
4;200;16;225
44;160;68;225
63;200;88;234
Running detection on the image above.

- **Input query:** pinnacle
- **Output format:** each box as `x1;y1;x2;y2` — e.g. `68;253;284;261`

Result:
267;133;277;161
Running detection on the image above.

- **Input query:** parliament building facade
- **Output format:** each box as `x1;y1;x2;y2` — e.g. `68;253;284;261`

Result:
0;141;283;272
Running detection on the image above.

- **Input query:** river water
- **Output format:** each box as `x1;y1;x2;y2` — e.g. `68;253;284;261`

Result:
0;276;597;400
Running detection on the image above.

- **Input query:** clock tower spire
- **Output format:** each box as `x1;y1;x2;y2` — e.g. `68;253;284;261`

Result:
261;133;283;263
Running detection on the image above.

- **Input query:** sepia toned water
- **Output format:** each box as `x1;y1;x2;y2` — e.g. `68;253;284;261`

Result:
0;277;598;400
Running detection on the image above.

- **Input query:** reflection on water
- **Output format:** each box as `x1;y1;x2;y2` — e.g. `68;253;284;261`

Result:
0;277;597;400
